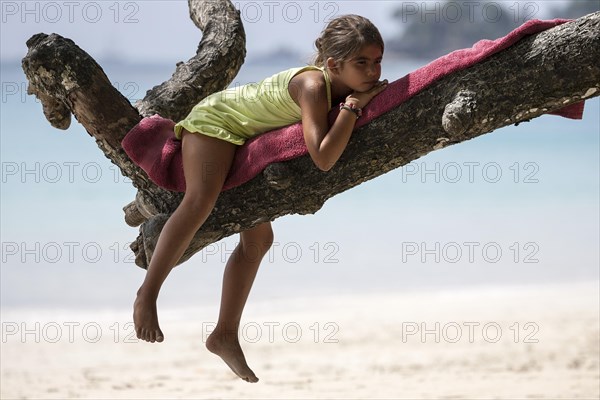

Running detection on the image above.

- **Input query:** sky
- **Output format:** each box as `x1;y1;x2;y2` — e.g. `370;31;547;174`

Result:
0;0;598;311
0;0;570;64
1;0;398;63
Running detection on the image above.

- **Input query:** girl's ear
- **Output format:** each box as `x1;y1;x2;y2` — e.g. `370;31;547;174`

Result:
326;57;341;73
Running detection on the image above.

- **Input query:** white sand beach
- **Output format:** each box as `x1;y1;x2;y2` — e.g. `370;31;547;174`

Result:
1;281;598;399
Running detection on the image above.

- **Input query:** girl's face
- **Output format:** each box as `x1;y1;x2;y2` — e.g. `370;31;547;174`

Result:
330;43;383;93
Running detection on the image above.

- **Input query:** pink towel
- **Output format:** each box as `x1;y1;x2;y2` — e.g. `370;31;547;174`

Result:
122;18;585;193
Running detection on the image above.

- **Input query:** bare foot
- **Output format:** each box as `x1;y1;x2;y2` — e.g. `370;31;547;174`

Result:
133;290;164;343
206;330;259;383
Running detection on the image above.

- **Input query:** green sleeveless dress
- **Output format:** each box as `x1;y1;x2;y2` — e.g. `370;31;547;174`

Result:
174;66;332;145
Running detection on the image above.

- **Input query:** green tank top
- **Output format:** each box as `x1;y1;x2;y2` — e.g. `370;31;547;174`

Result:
174;66;332;145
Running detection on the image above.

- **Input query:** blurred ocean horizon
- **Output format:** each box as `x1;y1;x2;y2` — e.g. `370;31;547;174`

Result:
1;57;599;312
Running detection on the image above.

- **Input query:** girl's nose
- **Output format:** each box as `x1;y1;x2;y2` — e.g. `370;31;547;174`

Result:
367;64;377;76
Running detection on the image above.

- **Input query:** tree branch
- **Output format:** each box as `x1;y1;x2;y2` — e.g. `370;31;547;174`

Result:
21;0;247;227
134;0;246;122
22;7;599;270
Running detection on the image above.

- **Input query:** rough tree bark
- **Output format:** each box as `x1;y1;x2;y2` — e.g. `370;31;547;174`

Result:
22;3;600;269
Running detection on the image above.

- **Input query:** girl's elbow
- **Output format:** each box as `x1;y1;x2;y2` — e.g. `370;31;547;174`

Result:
313;156;336;172
307;143;336;171
315;163;330;172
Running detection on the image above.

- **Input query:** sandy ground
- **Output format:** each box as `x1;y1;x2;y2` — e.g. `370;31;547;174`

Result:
1;281;599;399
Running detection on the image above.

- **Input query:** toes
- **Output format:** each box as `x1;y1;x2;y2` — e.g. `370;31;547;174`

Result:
134;326;164;343
244;375;259;383
150;329;164;343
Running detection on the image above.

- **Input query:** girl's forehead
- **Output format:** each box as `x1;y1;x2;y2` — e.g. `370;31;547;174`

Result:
350;44;384;60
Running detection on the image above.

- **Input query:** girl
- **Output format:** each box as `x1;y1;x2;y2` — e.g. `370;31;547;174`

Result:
133;14;388;382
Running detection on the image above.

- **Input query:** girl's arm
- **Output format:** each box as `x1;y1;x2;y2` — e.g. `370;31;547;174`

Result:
296;75;388;171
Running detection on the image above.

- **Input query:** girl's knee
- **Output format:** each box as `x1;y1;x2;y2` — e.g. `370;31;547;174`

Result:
241;223;274;255
179;195;216;223
260;224;275;249
259;224;275;250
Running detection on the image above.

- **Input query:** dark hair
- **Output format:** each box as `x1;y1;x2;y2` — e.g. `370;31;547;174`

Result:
312;15;384;67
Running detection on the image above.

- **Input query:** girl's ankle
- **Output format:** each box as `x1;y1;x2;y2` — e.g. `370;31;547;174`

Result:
136;285;159;300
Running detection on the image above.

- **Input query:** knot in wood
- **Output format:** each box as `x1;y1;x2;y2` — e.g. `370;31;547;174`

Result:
263;163;293;190
442;90;477;136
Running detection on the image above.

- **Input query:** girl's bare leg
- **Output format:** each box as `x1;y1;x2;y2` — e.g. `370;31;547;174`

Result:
133;130;236;343
206;222;274;383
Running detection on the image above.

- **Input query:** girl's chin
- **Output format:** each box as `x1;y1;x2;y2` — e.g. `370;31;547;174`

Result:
347;81;380;94
357;84;377;93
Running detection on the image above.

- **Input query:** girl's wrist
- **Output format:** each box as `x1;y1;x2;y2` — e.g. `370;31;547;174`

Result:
344;97;360;108
339;102;362;119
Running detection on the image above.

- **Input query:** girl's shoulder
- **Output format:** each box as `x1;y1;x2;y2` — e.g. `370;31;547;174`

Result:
290;67;326;87
289;67;327;96
288;66;331;108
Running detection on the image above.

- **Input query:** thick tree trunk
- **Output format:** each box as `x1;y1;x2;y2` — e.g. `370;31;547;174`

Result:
22;6;600;269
